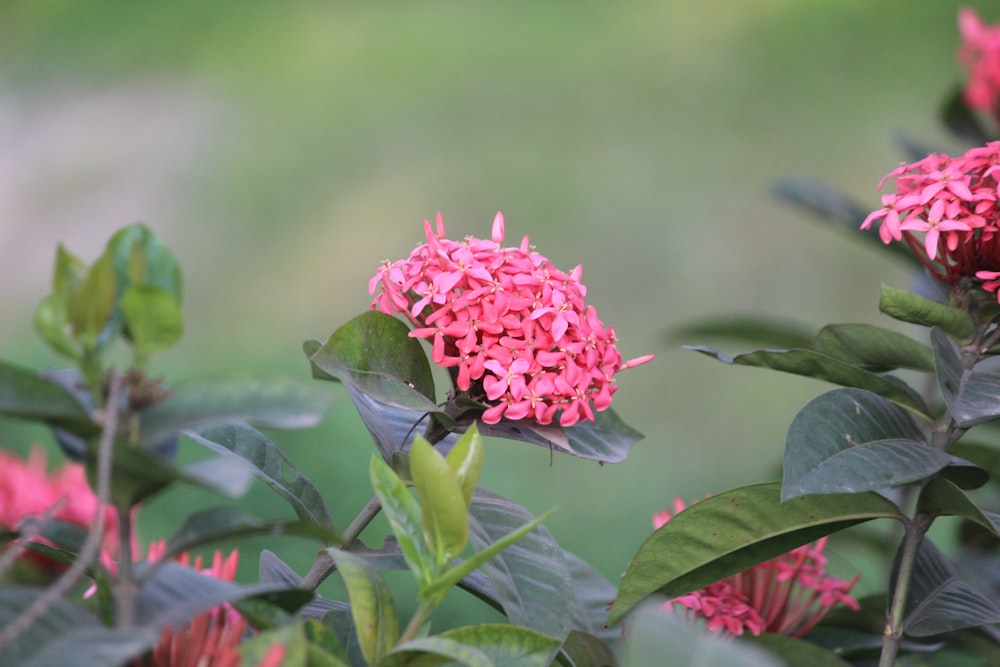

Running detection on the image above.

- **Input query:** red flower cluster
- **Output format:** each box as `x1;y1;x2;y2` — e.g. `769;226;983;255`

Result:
958;8;1000;122
654;499;860;638
861;142;1000;297
369;213;652;427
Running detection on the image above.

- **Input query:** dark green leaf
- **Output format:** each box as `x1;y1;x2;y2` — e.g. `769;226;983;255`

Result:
558;630;619;667
258;551;349;620
184;423;334;526
687;345;930;418
0;585;100;667
624;603;783;667
880;285;974;342
20;627;160;667
949;441;1000;480
95;440;183;506
0;361;95;434
747;634;852;666
609;483;905;626
932;328;1000;427
468;489;574;642
163;507;340;560
811;323;935;373
139;374;334;447
325;547;399;666
120;284;183;355
783;388;945;500
901;539;1000;636
564;551;620;644
669;315;814;349
918;478;1000;539
304;339;337;381
310;311;438;412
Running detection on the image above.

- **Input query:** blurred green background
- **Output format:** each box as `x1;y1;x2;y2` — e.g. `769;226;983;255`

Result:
0;0;994;627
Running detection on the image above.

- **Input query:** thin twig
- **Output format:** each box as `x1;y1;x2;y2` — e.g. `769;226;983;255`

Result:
301;495;384;590
0;370;123;651
0;498;67;579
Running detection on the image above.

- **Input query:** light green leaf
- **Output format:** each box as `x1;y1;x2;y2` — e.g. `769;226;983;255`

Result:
326;547;399;666
379;636;495;667
33;294;81;361
411;436;469;566
105;222;182;301
384;625;560;667
68;251;117;350
369;455;433;583
446;425;484;508
121;284;183;355
609;483;905;626
879;284;974;342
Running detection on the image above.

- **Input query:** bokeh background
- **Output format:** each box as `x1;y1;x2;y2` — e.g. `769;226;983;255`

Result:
1;0;995;627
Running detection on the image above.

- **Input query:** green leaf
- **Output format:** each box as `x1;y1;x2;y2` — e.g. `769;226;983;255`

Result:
880;285;974;342
669;315;814;349
93;439;183;506
446;425;484;508
53;243;88;298
105;222;182;301
0;361;95;434
948;441;1000;480
624;603;783;667
325;547;399;666
163;507;340;560
369;455;433;583
184;424;334;526
747;634;853;666
411;436;470;565
33;294;81;361
139;374;334;447
563;552;620;643
467;489;574;642
917;478;1000;538
390;625;561;667
379;636;496;667
310;311;438;412
900;538;1000;636
557;630;619;667
687;345;930;418
20;627;160;667
782;388;947;500
932;327;1000;427
422;508;556;605
67;251;118;350
608;483;905;626
120;284;183;356
810;323;935;373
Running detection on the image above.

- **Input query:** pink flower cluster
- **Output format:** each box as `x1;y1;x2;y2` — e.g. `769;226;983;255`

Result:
861;142;1000;298
369;213;653;427
958;8;1000;121
654;498;860;638
0;447;120;562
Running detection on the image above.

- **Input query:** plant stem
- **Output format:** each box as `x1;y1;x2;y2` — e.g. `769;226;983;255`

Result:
879;513;930;667
399;600;436;644
114;504;137;628
0;370;122;651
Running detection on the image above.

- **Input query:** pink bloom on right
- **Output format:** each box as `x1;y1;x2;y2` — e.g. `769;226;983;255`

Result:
654;498;860;638
958;8;1000;120
861;141;1000;300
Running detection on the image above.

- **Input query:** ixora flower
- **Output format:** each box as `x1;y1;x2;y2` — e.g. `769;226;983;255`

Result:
861;142;1000;299
958;8;1000;121
0;447;119;561
125;542;285;667
653;499;860;638
369;212;653;427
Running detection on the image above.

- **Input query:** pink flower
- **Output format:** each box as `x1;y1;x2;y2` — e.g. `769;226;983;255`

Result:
958;8;1000;122
369;212;652;427
862;142;1000;299
655;498;860;638
0;447;119;568
129;542;285;667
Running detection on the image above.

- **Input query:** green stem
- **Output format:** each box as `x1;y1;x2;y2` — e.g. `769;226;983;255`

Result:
114;505;137;628
879;513;931;667
399;600;437;644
